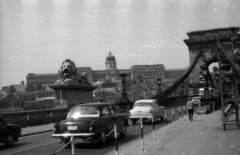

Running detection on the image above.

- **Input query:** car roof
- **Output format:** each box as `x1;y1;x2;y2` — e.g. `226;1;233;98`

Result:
72;102;115;109
135;99;157;103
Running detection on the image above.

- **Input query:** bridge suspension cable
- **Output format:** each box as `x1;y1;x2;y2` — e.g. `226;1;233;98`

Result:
152;51;202;99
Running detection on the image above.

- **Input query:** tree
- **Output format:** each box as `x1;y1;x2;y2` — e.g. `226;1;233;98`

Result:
137;75;143;83
125;80;132;89
8;86;16;93
130;78;137;85
0;95;16;108
36;83;42;91
102;79;117;88
25;84;35;92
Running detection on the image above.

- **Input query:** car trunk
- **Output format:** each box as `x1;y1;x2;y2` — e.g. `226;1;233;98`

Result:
132;107;151;117
59;117;97;133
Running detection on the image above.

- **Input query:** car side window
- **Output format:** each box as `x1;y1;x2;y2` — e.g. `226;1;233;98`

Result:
109;106;115;114
155;101;160;107
102;107;110;116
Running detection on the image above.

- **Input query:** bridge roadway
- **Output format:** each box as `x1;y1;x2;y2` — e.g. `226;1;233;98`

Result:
0;107;240;155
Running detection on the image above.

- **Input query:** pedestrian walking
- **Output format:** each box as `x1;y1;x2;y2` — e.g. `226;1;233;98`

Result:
187;97;194;121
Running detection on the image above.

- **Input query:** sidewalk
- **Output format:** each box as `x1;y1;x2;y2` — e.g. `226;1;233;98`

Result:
107;110;240;155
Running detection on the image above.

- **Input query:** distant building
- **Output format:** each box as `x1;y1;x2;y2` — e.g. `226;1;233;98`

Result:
0;81;27;96
26;73;58;87
91;52;132;81
26;52;185;87
165;69;185;79
131;64;165;79
11;84;27;93
0;86;8;97
77;67;93;81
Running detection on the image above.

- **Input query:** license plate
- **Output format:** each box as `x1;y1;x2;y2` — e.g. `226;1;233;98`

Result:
68;126;77;130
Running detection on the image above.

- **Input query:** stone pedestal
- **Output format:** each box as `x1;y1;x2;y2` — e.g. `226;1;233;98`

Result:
49;83;97;109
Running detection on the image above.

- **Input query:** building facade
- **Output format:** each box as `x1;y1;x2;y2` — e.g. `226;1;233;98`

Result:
131;64;165;79
26;52;182;87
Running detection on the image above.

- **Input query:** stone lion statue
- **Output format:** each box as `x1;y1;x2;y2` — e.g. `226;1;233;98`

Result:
55;59;90;84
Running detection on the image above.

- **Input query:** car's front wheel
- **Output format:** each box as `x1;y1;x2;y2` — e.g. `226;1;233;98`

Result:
4;135;14;147
99;131;107;144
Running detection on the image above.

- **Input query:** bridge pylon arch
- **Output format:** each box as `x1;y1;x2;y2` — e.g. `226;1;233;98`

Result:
185;27;240;130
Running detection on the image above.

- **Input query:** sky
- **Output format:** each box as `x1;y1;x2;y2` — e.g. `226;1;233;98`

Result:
0;0;240;88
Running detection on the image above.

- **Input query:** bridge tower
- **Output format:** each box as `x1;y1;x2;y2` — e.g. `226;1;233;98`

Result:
185;27;240;130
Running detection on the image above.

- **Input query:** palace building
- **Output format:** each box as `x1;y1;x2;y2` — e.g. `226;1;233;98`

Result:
26;52;183;87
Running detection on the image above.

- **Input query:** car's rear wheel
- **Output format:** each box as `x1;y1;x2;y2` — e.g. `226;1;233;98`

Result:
142;118;151;123
62;138;71;148
130;119;137;125
4;135;14;147
119;125;127;138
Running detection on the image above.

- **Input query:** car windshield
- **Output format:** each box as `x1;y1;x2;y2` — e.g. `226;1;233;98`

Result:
67;107;100;119
134;102;152;107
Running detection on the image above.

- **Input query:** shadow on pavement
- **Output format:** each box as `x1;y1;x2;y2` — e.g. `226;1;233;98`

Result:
0;142;31;151
73;134;139;149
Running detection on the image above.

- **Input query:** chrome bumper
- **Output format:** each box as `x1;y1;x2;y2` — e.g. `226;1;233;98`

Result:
52;133;95;138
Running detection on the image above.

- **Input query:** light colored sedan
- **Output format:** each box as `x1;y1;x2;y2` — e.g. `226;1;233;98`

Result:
129;99;165;124
192;96;201;108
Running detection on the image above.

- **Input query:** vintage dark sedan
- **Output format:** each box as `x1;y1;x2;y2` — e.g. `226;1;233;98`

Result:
52;102;129;145
0;115;21;147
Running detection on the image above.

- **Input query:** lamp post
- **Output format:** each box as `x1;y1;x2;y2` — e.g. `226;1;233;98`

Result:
214;72;219;89
214;71;220;109
181;82;184;95
194;84;197;95
157;78;162;93
120;73;127;93
202;70;209;88
101;90;105;102
118;73;130;105
202;69;211;106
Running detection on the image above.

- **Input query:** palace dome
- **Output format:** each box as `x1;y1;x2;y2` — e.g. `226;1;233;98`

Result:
106;52;116;62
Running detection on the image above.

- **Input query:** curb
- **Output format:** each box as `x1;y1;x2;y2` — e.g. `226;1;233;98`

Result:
20;129;53;137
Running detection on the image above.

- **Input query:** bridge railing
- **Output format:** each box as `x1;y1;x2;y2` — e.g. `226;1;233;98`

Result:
0;108;68;128
0;96;188;128
157;96;188;107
